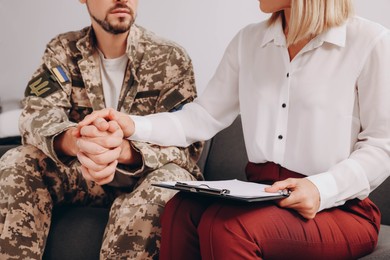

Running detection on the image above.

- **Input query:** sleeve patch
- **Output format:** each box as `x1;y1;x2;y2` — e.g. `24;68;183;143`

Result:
25;70;62;98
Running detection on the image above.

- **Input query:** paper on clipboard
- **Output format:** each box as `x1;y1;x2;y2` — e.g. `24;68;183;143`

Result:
153;179;289;202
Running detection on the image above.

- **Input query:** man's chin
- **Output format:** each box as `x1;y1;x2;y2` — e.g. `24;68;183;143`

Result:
115;25;132;34
112;18;133;28
92;13;134;35
106;20;133;34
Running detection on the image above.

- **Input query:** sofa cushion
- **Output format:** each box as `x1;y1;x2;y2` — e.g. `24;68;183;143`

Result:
369;177;390;225
202;116;247;181
0;109;22;138
43;206;109;260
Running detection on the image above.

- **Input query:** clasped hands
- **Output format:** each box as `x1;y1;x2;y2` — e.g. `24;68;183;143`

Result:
57;108;138;185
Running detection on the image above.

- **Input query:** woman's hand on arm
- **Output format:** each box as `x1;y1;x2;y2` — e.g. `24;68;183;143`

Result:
265;178;321;219
77;108;135;138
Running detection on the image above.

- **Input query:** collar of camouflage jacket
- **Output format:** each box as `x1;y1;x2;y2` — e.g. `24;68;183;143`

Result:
75;24;146;83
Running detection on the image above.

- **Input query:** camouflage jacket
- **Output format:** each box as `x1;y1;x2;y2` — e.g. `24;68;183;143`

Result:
20;24;203;181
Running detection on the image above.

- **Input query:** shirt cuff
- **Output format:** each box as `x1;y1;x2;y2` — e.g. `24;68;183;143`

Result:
306;173;338;212
129;115;152;142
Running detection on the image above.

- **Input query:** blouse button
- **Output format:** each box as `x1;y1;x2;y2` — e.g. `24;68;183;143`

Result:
287;72;290;78
278;135;283;140
282;103;286;108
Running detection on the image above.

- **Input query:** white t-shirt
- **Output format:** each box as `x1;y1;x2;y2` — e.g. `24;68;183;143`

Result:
98;50;128;109
130;16;390;212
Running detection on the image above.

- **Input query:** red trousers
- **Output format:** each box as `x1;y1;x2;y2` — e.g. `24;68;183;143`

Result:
160;162;381;260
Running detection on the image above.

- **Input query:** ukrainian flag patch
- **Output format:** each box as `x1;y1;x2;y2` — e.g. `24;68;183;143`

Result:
25;70;62;98
51;66;70;83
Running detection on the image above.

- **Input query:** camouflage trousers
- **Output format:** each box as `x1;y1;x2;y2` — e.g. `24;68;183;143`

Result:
0;145;195;260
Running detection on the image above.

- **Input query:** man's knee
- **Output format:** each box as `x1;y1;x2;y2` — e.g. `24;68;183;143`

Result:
0;145;52;196
0;145;47;171
145;163;195;182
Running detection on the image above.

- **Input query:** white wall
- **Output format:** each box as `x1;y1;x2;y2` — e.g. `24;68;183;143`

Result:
0;0;90;110
0;0;389;111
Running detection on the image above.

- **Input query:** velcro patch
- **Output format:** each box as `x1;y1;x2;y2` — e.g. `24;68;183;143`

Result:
161;90;186;111
71;77;85;88
25;70;62;98
135;90;160;99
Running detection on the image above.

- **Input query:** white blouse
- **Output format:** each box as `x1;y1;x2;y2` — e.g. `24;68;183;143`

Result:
130;16;390;212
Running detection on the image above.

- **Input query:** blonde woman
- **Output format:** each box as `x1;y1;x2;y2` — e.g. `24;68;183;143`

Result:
80;0;390;258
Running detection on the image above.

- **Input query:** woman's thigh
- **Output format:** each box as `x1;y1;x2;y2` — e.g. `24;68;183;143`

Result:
198;200;378;260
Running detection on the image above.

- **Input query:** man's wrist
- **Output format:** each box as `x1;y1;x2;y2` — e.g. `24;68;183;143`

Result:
54;128;78;157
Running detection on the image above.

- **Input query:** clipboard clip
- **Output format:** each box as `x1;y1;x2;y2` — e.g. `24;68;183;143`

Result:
175;182;230;195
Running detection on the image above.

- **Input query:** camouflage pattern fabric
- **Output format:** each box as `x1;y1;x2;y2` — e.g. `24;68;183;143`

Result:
101;163;195;260
0;24;203;259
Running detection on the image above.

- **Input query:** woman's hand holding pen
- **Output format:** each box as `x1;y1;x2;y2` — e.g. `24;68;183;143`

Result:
265;178;321;220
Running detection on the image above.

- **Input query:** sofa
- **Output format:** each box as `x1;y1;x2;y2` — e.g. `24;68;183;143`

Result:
0;116;389;259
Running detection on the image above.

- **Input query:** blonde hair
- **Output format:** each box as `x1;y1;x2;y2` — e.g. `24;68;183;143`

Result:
269;0;354;45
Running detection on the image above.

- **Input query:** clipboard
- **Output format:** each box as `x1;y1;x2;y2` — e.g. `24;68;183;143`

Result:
153;179;290;202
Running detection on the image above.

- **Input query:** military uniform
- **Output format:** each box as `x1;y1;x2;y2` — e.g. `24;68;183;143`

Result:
0;24;203;259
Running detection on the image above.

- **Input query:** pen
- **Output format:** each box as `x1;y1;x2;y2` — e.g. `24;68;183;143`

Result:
175;182;230;195
279;189;291;196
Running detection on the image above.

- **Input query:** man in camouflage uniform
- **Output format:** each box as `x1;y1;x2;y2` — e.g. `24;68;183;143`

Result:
0;0;203;259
